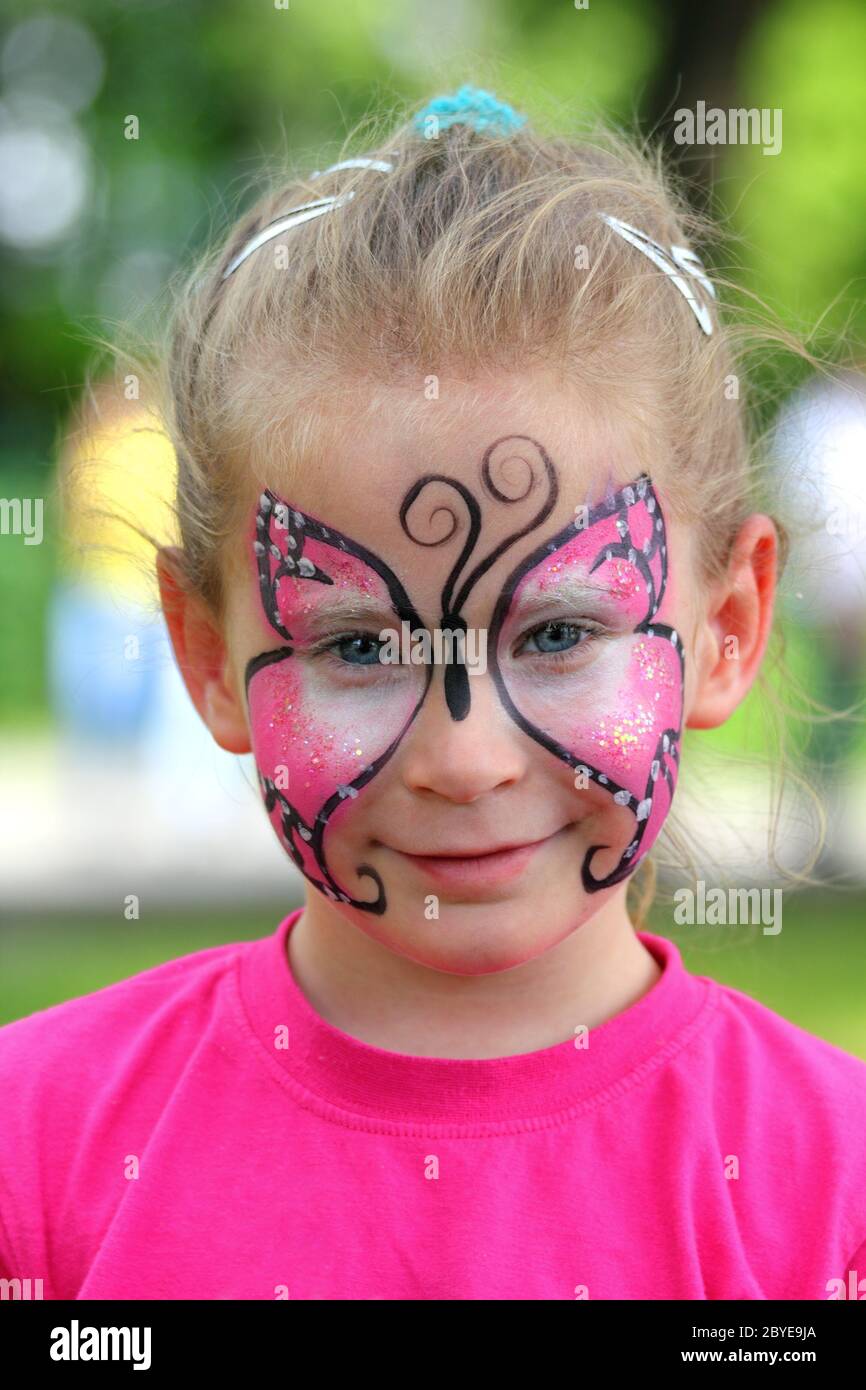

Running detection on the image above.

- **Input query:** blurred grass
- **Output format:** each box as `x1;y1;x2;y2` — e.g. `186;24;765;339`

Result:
0;907;291;1028
657;891;866;1061
0;456;56;729
1;892;863;1060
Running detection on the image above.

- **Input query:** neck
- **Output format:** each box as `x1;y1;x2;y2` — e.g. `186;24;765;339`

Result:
285;891;661;1059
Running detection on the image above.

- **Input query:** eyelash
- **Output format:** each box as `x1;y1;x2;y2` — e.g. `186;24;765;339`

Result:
307;619;607;671
513;618;606;665
310;632;391;667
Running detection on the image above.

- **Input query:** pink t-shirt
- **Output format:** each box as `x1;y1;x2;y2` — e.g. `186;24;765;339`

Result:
1;910;865;1300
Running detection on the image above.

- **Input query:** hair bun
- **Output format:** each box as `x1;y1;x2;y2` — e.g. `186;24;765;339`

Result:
413;84;527;138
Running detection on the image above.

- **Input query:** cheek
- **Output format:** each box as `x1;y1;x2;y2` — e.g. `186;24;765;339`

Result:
247;659;423;845
584;637;682;784
498;631;684;863
585;635;683;855
250;663;370;817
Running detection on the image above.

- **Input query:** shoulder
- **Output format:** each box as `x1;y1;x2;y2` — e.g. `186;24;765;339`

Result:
0;934;263;1292
708;974;866;1105
698;973;866;1276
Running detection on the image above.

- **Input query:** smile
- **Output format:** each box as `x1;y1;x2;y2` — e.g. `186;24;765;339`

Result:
391;828;566;891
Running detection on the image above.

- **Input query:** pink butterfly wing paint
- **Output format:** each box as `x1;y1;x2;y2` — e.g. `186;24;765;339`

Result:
245;491;431;913
488;474;684;890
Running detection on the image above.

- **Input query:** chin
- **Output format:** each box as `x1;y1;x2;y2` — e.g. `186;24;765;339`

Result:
346;882;592;976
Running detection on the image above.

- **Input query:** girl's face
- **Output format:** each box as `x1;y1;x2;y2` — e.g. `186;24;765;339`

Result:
221;372;705;973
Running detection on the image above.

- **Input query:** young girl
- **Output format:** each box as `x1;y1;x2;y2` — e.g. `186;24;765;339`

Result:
2;85;866;1302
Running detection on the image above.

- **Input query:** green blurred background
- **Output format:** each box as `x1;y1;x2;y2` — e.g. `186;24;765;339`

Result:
1;0;864;1051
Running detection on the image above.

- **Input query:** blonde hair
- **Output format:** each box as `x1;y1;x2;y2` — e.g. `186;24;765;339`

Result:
82;91;861;923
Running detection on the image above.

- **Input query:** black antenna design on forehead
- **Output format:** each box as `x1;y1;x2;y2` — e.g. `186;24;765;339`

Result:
245;440;683;912
397;437;559;718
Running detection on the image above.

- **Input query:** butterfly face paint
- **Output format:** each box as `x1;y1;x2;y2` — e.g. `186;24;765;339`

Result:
245;436;684;913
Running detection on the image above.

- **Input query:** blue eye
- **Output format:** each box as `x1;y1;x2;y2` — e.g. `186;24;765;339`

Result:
331;633;386;665
310;630;412;686
520;620;592;656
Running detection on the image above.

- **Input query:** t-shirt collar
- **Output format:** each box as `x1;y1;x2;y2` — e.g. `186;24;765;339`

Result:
238;908;712;1132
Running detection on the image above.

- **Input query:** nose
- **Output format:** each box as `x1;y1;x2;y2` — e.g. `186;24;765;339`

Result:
399;664;528;802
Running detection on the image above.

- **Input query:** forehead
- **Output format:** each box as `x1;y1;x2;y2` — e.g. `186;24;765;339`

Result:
236;367;676;616
267;368;656;509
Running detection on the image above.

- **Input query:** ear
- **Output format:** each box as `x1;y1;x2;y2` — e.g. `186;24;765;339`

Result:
686;514;778;730
156;546;251;754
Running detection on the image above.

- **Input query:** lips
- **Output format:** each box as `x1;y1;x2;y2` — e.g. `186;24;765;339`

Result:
391;829;564;892
403;836;549;858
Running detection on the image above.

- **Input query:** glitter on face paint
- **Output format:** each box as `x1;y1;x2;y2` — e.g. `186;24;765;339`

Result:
322;554;378;593
529;546;595;593
606;558;644;602
588;703;657;775
633;637;677;693
531;549;639;597
531;559;564;592
263;684;367;788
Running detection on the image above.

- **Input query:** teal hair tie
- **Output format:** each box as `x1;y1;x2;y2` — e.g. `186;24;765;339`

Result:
413;85;526;138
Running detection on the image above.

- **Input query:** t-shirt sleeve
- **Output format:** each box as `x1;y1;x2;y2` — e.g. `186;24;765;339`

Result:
0;942;240;1299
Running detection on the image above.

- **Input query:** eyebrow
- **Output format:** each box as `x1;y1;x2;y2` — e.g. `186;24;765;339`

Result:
291;594;406;627
511;576;619;614
292;574;622;630
294;569;625;625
